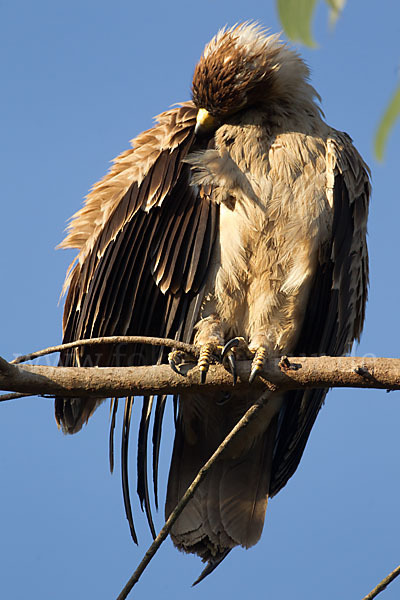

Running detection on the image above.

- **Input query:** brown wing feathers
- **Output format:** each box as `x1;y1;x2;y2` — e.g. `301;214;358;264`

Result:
58;103;209;369
270;156;370;497
56;102;219;538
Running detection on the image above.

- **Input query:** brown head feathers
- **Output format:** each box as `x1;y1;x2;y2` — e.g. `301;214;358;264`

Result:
192;23;315;119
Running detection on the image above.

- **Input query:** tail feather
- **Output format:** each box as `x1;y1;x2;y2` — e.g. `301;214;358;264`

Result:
166;391;280;579
218;430;275;547
55;396;104;433
192;549;231;586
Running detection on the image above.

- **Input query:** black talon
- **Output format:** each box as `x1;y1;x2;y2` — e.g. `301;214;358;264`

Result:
168;350;187;376
221;338;241;361
249;365;260;384
169;358;181;375
226;352;237;384
200;368;207;384
221;338;241;383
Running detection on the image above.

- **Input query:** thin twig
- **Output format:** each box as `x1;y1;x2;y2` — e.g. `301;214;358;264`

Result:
361;564;400;600
10;336;197;365
0;392;33;402
116;389;272;600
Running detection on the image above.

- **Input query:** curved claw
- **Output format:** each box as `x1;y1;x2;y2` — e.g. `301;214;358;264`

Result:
249;365;261;384
226;352;237;384
169;358;181;375
200;366;208;384
168;351;185;376
221;337;241;361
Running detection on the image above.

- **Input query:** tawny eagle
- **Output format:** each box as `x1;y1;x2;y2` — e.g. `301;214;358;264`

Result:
56;23;370;581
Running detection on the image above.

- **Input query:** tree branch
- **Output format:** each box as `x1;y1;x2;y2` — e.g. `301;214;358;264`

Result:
10;335;198;365
0;355;399;399
0;392;34;402
362;564;400;600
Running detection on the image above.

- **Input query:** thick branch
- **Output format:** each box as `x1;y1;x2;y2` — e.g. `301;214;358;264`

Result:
0;356;399;398
0;392;33;402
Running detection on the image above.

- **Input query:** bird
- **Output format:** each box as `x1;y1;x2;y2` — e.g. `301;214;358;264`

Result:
55;22;370;583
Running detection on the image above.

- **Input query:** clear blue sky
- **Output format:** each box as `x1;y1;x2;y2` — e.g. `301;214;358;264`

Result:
1;1;400;599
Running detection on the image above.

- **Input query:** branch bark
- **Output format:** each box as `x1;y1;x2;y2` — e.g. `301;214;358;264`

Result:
10;335;198;365
0;356;399;399
362;564;400;600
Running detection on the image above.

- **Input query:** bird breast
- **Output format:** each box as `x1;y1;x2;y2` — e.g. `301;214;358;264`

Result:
196;115;333;354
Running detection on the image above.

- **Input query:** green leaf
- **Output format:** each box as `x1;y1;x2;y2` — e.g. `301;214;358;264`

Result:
277;0;317;47
375;85;400;161
325;0;346;27
277;0;345;45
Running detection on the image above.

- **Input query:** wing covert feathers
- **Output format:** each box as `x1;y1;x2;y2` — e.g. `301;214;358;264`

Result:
59;102;197;300
55;100;219;559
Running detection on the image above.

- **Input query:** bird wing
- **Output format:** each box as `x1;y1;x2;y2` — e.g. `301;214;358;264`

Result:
56;101;219;539
270;132;370;495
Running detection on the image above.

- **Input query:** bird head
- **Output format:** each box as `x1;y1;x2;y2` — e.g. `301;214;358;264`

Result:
192;23;317;134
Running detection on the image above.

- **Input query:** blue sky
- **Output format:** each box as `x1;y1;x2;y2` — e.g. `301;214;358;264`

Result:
1;1;400;599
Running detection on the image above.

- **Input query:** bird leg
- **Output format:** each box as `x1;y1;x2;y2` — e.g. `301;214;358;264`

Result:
193;315;225;384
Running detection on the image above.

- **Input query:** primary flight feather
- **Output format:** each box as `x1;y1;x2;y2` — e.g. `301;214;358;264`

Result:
56;23;370;581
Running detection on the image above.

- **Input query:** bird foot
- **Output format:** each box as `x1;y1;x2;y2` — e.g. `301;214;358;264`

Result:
170;338;268;384
249;346;268;383
220;337;250;384
221;338;268;383
198;342;223;384
169;343;223;382
168;350;195;376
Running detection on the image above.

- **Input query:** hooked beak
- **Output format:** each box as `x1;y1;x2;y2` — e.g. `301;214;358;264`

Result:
195;108;217;135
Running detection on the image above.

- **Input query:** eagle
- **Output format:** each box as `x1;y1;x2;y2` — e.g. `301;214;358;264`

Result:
55;23;370;582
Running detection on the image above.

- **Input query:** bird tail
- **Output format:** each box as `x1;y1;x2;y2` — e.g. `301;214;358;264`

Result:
55;395;104;434
165;391;278;581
